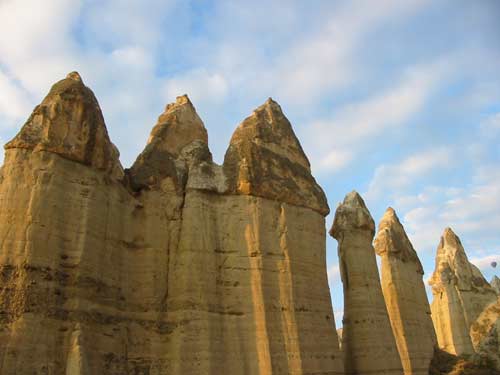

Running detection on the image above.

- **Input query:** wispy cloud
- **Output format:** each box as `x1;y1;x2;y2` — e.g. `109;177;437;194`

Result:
470;254;500;273
480;112;500;135
400;168;500;253
304;60;450;173
365;147;453;202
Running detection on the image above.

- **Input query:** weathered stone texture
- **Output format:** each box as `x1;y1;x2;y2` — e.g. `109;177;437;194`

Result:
0;74;343;374
374;207;437;375
492;276;500;296
429;228;498;357
223;98;329;216
330;191;403;375
5;72;123;179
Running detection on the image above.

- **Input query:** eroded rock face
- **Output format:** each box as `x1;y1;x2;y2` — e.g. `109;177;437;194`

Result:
429;228;498;357
5;72;123;179
0;75;343;375
126;94;212;192
223;98;329;216
374;207;437;375
330;192;403;375
492;276;500;295
470;297;500;370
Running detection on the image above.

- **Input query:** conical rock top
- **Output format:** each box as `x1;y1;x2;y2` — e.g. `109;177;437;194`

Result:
429;228;498;357
374;207;423;272
5;72;122;176
491;276;500;295
329;191;403;374
128;95;211;191
224;98;328;215
429;227;491;292
374;208;436;375
330;191;375;238
146;94;208;157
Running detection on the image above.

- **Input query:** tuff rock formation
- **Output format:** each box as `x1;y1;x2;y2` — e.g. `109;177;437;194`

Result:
330;192;403;375
492;276;500;296
0;73;343;374
374;207;437;375
429;228;498;358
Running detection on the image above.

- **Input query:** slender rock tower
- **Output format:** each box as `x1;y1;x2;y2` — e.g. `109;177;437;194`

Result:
429;227;497;356
330;191;403;375
374;207;436;375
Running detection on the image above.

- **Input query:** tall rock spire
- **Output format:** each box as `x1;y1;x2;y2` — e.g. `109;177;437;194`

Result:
5;72;122;178
127;94;211;191
429;227;497;356
223;98;329;215
374;207;436;375
330;191;403;375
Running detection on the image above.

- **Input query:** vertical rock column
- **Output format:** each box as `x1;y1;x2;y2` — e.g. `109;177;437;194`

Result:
330;192;403;375
429;228;497;356
0;72;131;375
374;208;436;375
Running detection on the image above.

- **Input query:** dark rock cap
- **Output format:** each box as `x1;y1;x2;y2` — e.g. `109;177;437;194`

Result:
223;98;329;215
127;94;210;191
374;207;423;273
5;71;122;177
329;191;375;239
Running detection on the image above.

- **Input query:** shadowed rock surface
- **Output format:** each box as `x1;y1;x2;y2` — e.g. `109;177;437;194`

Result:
0;73;343;375
330;192;403;375
374;207;437;375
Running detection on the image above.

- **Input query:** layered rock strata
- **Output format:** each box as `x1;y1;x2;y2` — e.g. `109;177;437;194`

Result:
429;228;498;357
0;73;343;374
374;207;437;375
330;192;403;375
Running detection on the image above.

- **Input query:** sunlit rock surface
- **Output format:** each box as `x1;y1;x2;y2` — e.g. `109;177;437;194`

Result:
330;191;403;375
429;228;498;358
0;74;343;374
374;207;437;375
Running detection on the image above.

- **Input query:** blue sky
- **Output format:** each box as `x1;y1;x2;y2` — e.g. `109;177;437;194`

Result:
0;0;499;328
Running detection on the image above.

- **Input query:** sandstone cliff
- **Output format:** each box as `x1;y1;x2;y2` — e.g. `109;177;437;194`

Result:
330;192;403;375
429;228;498;358
374;207;437;375
0;73;343;374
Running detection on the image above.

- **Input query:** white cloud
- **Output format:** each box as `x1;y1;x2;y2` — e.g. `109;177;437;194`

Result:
268;0;431;104
318;149;354;173
365;147;453;202
0;0;81;94
400;169;500;254
79;0;181;48
304;60;449;173
480;112;500;135
328;263;341;283
470;254;500;273
163;69;229;106
0;70;32;122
